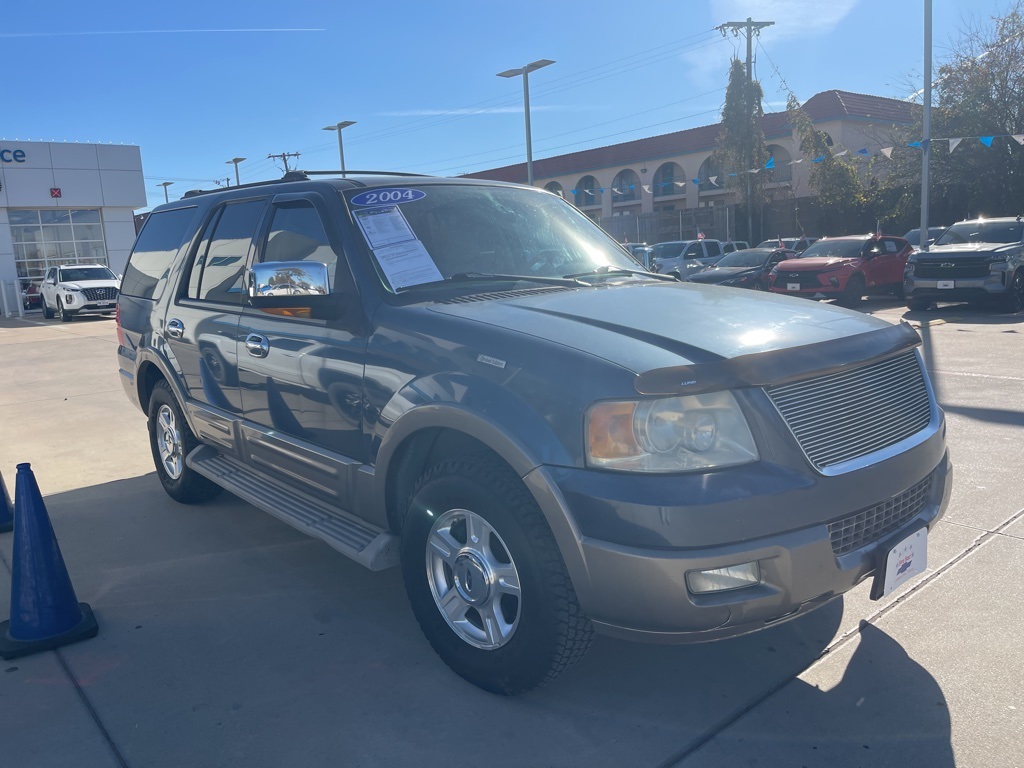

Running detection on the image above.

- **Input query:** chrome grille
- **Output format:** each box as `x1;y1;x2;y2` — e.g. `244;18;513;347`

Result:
82;287;119;301
767;351;932;471
828;474;933;555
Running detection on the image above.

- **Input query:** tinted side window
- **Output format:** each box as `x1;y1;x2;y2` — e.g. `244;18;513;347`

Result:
704;241;722;257
121;208;197;299
684;243;702;257
261;202;337;289
186;201;263;304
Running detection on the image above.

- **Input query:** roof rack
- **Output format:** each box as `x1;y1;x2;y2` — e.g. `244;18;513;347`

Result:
180;169;432;198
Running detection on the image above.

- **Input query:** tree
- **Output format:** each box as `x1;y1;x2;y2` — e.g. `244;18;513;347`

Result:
787;94;867;235
878;1;1024;225
715;58;769;241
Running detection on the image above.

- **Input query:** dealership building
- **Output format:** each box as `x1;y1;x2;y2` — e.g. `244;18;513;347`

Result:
0;141;145;316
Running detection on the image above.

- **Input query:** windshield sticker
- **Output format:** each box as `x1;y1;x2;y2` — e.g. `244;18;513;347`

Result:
350;188;426;207
885;240;898;252
354;205;416;249
373;239;443;290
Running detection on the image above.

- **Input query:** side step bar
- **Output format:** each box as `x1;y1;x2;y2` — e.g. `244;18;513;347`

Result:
188;446;399;571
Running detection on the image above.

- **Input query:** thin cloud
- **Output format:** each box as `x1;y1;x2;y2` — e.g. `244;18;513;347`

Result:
711;0;859;39
379;105;594;117
0;28;324;38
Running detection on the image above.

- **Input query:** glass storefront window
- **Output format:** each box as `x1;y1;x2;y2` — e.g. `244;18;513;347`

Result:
10;208;108;291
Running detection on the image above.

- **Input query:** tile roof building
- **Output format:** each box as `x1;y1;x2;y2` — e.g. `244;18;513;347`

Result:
464;90;914;242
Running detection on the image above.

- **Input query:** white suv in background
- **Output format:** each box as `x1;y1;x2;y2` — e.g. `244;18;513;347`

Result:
40;264;121;322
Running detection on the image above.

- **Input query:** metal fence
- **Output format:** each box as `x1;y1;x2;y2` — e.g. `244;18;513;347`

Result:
598;205;744;245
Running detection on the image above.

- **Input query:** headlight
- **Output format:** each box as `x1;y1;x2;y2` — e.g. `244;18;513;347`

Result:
586;391;758;472
904;262;915;276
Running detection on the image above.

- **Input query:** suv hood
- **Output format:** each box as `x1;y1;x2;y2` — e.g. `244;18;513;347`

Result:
60;279;120;290
776;257;855;272
918;242;1017;256
427;282;895;374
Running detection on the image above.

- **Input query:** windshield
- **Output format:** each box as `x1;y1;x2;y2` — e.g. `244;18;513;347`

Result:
797;240;866;259
344;184;637;291
59;267;117;282
934;220;1023;245
714;249;773;268
651;242;687;259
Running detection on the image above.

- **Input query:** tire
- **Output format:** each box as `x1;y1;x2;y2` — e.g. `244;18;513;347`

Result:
907;298;931;312
400;456;594;695
41;295;54;319
838;274;865;308
1003;270;1024;313
147;380;222;504
58;298;73;322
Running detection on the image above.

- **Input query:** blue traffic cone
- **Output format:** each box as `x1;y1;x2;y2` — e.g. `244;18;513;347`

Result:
0;469;12;533
0;463;98;659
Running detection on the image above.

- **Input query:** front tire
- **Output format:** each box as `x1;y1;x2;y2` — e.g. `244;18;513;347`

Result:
58;298;73;322
838;274;865;308
400;456;594;695
41;295;55;319
147;380;222;504
1003;270;1024;313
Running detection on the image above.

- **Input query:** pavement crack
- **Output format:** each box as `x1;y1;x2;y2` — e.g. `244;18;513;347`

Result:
55;650;131;768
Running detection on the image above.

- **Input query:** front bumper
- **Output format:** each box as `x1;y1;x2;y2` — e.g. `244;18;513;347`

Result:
60;291;118;315
905;271;1008;302
526;441;951;644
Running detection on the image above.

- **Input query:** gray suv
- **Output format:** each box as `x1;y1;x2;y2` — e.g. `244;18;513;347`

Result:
116;172;951;694
904;217;1024;312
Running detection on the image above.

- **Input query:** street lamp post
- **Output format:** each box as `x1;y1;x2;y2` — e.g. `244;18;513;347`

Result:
497;59;555;186
158;181;174;204
322;121;356;174
226;157;246;186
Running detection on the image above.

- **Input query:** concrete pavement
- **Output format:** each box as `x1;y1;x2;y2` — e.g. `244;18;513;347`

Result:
0;300;1021;767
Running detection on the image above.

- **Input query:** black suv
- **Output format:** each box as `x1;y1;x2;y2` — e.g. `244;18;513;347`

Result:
117;172;951;694
904;217;1024;312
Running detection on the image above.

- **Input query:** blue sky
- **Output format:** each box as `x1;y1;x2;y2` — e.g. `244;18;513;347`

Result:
1;0;1006;210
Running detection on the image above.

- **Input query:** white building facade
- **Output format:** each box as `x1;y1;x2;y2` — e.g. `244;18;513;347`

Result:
0;141;145;315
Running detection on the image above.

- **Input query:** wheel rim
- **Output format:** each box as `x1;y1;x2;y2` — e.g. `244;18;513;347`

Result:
156;404;184;479
57;299;63;316
425;508;522;650
1013;274;1024;312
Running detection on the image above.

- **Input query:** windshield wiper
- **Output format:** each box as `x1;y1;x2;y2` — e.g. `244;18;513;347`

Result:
397;271;591;292
563;266;678;282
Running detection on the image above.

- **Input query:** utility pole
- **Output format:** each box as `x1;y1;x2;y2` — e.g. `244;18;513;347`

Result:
267;152;301;172
717;17;774;244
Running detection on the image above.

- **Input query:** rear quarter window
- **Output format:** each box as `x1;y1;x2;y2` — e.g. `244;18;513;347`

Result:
121;207;197;299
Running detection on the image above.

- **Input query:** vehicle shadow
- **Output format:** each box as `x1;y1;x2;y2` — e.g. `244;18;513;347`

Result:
0;473;953;768
902;301;1024;327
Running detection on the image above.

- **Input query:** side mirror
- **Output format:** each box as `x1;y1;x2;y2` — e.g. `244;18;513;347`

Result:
246;261;341;320
248;261;329;298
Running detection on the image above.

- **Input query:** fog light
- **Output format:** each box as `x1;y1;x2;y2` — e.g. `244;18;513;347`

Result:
64;295;74;305
686;561;760;594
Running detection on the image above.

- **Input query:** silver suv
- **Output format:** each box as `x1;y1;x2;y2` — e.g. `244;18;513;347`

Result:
650;239;724;277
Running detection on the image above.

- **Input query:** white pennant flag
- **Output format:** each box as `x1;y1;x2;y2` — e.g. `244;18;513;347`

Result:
709;175;718;186
834;150;849;157
948;137;963;153
1013;135;1024;145
749;168;761;174
642;185;651;194
789;158;803;165
881;147;894;159
674;181;686;187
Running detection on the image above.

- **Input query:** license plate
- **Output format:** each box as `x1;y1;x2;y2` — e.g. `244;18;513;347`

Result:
787;282;800;291
97;301;111;306
876;527;928;598
937;280;955;289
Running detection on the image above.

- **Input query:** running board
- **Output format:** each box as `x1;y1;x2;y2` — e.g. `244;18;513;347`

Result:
187;446;399;571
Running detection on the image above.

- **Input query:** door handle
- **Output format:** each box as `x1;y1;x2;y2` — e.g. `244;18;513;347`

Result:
245;333;270;358
167;319;185;339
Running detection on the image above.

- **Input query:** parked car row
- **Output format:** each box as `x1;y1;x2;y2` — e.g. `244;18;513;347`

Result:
647;218;1022;314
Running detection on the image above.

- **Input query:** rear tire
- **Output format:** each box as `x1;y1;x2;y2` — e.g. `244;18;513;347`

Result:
400;456;594;695
907;298;931;312
147;380;222;504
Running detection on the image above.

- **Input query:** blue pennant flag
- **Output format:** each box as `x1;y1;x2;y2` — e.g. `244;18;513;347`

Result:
812;155;825;163
980;136;994;147
692;178;700;186
765;157;775;169
908;141;923;148
727;172;738;177
857;148;870;156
